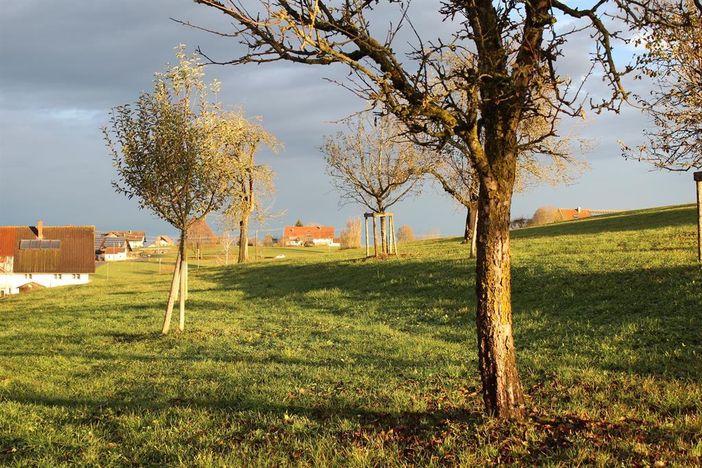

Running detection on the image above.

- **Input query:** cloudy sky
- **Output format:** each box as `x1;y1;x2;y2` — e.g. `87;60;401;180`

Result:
0;1;696;239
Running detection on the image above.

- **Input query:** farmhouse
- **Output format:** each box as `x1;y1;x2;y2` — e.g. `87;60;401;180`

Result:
96;237;132;261
0;221;95;296
283;225;335;246
104;230;145;249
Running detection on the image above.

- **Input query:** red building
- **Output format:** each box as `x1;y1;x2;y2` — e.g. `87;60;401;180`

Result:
283;225;335;246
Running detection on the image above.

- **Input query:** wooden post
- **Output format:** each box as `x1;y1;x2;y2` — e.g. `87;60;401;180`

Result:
365;216;370;257
372;215;378;257
695;171;702;262
390;214;398;255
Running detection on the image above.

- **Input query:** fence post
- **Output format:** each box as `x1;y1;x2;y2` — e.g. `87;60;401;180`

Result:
695;171;702;262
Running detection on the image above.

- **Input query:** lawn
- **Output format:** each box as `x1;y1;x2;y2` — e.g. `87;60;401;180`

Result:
1;204;700;466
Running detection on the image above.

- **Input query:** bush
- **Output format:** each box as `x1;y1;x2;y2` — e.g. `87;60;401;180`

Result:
529;206;560;226
339;218;362;248
396;225;415;243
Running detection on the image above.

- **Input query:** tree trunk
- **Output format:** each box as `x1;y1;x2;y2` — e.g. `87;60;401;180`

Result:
470;204;478;258
161;246;182;335
463;204;479;258
474;179;526;419
463;208;471;243
238;215;249;263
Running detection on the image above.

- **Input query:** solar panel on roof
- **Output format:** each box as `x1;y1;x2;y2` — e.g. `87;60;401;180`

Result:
19;239;61;249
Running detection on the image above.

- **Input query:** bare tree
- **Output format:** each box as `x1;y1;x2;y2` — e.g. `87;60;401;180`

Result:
217;112;280;263
189;0;679;418
104;46;234;334
322;113;424;255
622;1;702;170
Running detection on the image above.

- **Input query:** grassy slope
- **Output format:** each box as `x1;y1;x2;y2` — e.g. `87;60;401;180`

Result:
0;204;700;466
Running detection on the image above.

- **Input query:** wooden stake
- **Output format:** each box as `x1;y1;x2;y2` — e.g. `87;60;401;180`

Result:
161;251;181;335
372;215;378;257
365;216;370;257
695;171;702;262
179;257;186;331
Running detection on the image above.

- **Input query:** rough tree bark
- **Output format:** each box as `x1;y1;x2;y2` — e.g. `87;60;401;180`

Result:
379;215;388;255
238;215;249;263
475;137;525;418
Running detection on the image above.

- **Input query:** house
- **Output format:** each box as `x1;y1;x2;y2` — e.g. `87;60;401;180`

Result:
0;221;95;296
283;225;335;246
556;207;593;221
95;235;132;261
104;230;145;249
149;235;175;247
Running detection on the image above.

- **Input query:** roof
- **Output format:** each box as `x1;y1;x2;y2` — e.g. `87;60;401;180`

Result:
557;208;593;221
103;246;127;255
1;225;95;273
284;225;335;240
105;231;145;241
0;227;16;257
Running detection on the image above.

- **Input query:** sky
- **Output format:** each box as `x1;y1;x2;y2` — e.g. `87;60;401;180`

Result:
0;1;696;240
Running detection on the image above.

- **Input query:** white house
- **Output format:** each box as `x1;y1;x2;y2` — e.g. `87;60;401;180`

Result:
0;221;95;296
104;230;145;249
95;236;132;261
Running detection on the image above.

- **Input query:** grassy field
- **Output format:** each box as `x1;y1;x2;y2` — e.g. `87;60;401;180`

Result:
1;204;700;466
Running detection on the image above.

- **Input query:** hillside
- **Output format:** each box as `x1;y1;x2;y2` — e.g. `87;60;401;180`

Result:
0;204;700;465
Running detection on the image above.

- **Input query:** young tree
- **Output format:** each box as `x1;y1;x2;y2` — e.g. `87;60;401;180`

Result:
622;1;702;170
217;112;280;263
104;46;235;334
323;113;424;255
190;0;678;418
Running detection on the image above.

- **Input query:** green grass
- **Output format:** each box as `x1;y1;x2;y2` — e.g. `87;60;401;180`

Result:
1;204;700;466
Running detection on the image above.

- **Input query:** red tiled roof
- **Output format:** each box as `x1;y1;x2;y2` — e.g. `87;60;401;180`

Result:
0;227;16;257
103;246;126;255
283;226;335;240
557;209;592;221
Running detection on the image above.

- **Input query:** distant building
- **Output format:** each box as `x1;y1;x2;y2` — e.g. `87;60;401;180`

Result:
283;225;335;246
556;207;593;221
96;237;132;261
0;221;95;296
104;231;145;249
149;235;175;247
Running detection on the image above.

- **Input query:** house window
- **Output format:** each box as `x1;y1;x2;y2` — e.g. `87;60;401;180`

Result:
54;274;62;279
25;274;33;279
73;274;81;279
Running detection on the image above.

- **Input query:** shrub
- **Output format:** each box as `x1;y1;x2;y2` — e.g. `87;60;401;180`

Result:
396;225;415;243
339;218;362;248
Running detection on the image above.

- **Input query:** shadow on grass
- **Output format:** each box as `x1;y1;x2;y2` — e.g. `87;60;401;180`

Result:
199;250;701;380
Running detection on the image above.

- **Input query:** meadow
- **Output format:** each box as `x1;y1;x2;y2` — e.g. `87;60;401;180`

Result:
0;204;700;466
